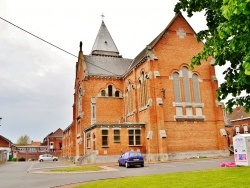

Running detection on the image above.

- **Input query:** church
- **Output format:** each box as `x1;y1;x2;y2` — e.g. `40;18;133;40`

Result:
62;13;229;163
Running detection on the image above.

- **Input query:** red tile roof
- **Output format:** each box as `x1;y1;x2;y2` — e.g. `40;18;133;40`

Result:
227;107;250;121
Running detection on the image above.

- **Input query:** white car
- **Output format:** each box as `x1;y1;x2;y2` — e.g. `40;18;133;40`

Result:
39;154;58;162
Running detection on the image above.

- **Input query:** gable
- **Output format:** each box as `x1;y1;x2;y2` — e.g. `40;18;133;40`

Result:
167;14;196;37
150;14;197;47
126;14;200;74
0;135;12;147
50;128;63;137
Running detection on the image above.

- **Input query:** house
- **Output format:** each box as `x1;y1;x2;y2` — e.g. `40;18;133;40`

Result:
0;135;13;161
226;107;250;134
62;13;229;163
224;107;250;148
42;128;63;152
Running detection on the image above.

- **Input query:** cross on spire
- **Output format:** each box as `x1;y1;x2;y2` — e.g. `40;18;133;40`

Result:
101;13;105;21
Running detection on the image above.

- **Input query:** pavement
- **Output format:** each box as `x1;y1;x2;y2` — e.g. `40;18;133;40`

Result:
0;156;236;188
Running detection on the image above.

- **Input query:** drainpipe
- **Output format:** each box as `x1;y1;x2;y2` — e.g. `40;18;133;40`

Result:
83;130;86;155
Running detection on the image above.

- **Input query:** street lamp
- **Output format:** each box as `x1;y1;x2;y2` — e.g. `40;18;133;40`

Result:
0;117;2;126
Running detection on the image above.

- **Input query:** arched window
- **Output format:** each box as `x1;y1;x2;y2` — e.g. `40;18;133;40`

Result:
192;74;201;103
182;67;191;103
172;67;203;120
139;80;142;106
108;85;112;97
115;91;120;97
91;99;96;124
173;72;181;102
101;90;106;96
126;82;135;115
173;72;183;116
139;71;148;108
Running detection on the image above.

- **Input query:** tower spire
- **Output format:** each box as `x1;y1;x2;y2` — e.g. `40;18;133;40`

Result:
91;15;121;57
79;41;82;52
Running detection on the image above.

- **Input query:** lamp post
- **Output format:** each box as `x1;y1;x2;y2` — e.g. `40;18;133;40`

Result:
0;117;2;126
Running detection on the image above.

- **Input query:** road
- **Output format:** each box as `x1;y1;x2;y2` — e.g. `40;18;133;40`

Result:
0;156;234;188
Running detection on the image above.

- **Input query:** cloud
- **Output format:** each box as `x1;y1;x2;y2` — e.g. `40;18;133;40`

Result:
0;20;75;142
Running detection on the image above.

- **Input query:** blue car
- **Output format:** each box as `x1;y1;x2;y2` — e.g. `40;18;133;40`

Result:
118;151;144;168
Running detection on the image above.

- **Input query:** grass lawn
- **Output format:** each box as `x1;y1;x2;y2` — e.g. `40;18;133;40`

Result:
74;166;250;188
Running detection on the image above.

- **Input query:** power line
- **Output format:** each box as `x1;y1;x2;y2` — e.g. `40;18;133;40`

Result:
0;16;120;76
0;16;78;58
0;16;165;90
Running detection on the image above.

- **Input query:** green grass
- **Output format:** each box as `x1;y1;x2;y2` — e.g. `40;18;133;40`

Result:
46;165;103;172
74;166;250;188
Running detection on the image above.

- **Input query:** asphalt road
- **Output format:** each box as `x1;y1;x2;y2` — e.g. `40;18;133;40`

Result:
0;156;234;188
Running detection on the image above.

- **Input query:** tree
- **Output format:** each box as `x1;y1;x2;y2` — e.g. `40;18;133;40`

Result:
16;135;31;146
174;0;250;113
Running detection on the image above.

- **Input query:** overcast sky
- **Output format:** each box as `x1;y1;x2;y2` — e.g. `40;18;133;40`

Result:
0;0;224;143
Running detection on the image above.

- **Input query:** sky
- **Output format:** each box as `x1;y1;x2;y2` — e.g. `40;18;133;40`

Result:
0;0;224;143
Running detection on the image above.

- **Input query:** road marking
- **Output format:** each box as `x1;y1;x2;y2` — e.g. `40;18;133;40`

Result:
27;162;35;173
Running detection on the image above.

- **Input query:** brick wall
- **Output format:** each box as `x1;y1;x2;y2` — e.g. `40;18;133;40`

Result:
14;151;61;161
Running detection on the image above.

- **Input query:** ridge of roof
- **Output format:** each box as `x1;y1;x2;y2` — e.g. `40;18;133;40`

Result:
91;21;121;57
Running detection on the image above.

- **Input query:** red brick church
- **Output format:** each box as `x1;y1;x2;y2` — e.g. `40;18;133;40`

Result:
62;13;229;163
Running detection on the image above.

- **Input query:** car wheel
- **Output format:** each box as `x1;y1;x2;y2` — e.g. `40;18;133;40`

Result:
125;162;129;168
39;159;43;162
141;164;144;167
53;159;56;161
118;161;122;166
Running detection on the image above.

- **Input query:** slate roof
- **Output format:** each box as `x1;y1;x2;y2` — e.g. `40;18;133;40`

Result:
84;55;132;77
91;21;121;57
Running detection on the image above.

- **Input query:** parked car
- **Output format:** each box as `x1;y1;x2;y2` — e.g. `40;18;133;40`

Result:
118;151;144;168
39;154;58;162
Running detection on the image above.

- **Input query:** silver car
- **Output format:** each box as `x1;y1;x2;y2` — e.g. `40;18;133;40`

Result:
39;154;58;162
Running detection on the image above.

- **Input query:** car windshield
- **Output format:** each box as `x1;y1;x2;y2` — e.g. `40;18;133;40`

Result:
129;152;142;157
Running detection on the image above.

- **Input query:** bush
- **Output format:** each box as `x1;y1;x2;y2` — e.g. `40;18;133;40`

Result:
12;158;17;162
18;157;26;161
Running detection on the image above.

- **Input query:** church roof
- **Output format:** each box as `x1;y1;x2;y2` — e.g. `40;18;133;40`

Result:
84;55;132;77
91;21;121;57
